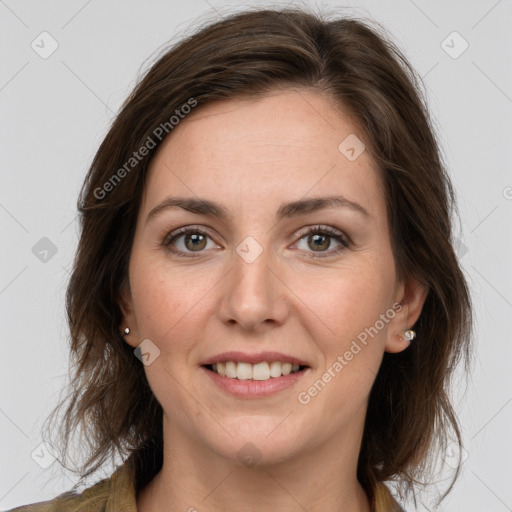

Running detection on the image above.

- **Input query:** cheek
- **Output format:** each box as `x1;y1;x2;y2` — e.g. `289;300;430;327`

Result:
130;254;218;342
293;256;395;348
295;264;396;425
128;258;212;413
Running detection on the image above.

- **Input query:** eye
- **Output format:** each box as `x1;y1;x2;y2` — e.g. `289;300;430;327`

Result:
163;226;220;257
292;225;350;258
163;225;350;259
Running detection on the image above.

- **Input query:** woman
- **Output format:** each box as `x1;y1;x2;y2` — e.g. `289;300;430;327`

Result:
10;6;472;512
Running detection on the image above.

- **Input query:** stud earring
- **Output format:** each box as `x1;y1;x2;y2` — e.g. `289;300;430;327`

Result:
403;329;416;341
123;327;130;336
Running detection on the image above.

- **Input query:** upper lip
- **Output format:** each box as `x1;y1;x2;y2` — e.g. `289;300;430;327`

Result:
200;351;310;367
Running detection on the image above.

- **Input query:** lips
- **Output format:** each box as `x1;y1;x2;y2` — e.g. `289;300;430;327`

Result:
201;362;309;398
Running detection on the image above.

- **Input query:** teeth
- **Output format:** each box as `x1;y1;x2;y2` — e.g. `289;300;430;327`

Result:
252;362;270;380
281;363;292;376
209;361;304;380
269;361;282;378
237;362;253;380
225;361;237;378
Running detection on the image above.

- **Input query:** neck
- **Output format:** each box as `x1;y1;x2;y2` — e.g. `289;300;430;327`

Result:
137;418;372;512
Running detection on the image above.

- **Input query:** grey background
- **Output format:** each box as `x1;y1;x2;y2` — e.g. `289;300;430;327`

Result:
1;0;511;510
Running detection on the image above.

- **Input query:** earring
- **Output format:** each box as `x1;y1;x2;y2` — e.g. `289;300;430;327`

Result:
404;329;416;341
123;327;130;336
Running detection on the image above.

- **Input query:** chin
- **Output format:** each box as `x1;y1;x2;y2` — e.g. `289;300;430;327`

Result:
200;416;309;467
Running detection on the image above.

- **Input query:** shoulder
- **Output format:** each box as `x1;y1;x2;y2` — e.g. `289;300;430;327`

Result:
6;462;136;512
6;483;106;512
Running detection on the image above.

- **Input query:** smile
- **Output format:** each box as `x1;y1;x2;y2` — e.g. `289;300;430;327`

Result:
205;361;307;381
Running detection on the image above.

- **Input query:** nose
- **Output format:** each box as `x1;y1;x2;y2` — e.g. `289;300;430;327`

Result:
217;241;289;332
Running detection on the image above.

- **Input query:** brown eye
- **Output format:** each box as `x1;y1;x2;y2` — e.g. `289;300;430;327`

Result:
183;232;207;251
164;227;219;257
307;233;331;252
294;225;350;259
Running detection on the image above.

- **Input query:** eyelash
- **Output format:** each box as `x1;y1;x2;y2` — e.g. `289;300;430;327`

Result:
163;225;350;259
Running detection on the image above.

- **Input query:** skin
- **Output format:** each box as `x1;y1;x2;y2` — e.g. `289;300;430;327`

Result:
120;88;427;512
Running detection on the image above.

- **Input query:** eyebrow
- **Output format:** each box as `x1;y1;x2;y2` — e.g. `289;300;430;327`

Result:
146;195;370;225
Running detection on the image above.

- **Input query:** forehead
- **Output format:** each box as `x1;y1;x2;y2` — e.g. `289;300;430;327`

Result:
141;89;385;223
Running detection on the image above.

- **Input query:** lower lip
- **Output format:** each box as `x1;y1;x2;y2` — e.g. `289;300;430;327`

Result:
201;366;309;398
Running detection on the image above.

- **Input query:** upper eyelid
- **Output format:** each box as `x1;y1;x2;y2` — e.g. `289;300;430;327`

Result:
295;224;347;239
163;225;218;245
165;223;345;238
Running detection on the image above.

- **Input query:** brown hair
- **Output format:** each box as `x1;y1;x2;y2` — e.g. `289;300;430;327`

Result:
43;5;472;506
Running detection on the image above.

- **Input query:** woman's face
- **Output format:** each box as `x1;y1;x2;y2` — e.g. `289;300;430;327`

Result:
121;88;422;465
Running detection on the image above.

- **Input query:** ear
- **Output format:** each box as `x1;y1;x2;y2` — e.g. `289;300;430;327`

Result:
118;279;139;349
385;275;428;354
